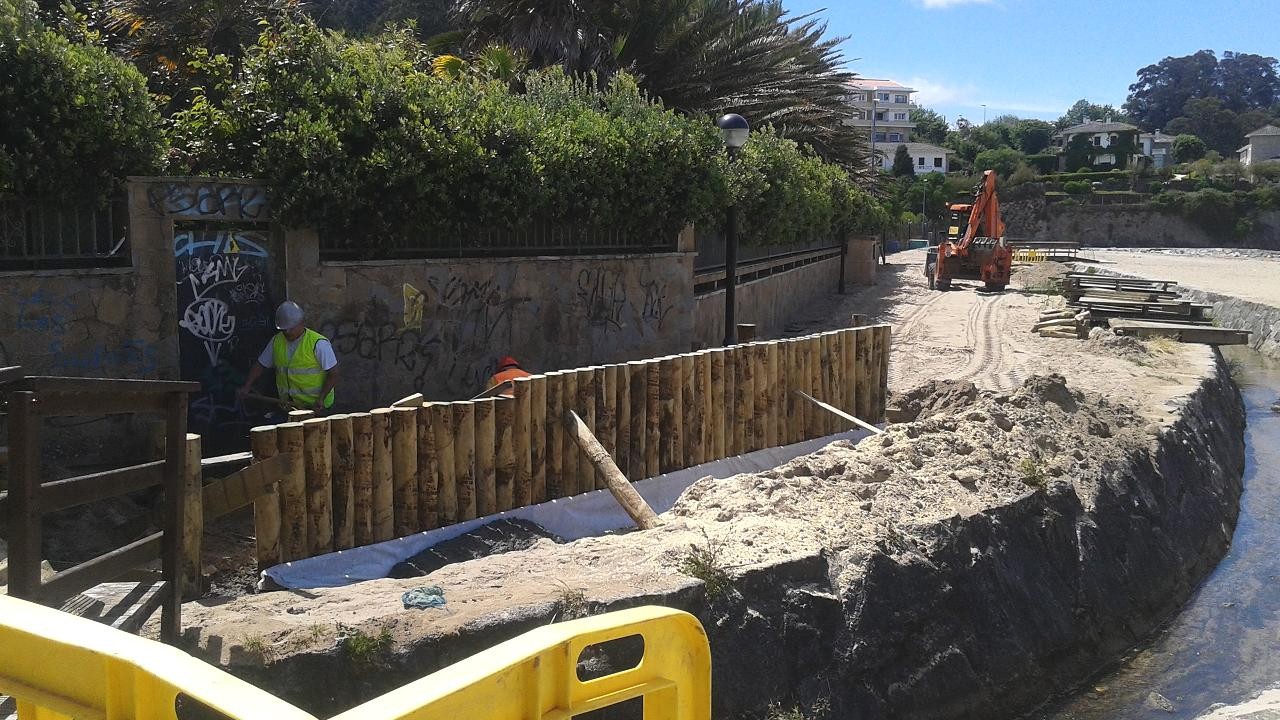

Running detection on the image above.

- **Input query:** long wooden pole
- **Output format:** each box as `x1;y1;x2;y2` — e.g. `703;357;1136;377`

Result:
453;402;477;520
182;433;202;598
680;354;697;467
329;414;355;550
601;364;619;475
350;413;374;546
474;397;497;516
877;325;891;422
825;332;842;436
416;405;438;530
565;411;660;530
855;327;873;421
528;374;548;504
578;367;598;491
275;422;306;561
391;406;419;536
841;329;857;419
795;390;886;435
733;345;753;455
370;408;395;542
723;347;736;455
545;371;564;499
511;376;533;509
692;352;710;465
302;417;333;556
807;336;823;438
709;350;726;462
431;403;457;526
627;361;647;479
644;361;660;477
615;364;631;479
658;357;679;474
249;426;281;568
494;395;516;512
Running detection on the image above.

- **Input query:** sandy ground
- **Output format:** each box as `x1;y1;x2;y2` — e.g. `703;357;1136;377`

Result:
1082;248;1280;307
174;253;1217;668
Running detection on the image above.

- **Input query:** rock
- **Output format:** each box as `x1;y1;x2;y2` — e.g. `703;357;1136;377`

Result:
1146;691;1177;713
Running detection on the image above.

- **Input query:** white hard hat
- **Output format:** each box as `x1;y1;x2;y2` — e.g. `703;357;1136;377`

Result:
275;301;305;330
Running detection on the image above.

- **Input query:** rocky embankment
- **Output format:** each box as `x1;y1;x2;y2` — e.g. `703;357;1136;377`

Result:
181;351;1245;720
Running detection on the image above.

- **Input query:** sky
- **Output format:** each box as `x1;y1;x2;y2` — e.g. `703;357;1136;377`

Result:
782;0;1279;126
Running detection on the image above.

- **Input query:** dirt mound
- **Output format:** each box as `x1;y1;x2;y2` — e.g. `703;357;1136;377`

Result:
1084;327;1151;362
1012;261;1069;292
889;379;981;422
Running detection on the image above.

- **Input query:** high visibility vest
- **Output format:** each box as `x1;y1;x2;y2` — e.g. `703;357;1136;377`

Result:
487;367;531;397
272;328;335;408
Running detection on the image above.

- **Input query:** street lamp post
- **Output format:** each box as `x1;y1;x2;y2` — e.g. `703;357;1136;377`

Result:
716;113;750;346
869;89;879;169
981;104;987;124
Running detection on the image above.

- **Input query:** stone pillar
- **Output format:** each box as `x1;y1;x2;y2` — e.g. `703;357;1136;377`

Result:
845;235;879;286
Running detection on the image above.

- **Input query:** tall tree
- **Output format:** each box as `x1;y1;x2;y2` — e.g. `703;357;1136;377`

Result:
911;107;948;145
891;144;914;177
1056;99;1128;130
1013;119;1054;154
1217;51;1280;113
1125;50;1219;130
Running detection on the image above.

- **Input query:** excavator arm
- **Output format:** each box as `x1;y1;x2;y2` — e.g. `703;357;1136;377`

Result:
955;170;1005;252
928;170;1012;291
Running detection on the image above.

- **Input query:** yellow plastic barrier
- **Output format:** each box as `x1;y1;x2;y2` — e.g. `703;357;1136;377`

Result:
0;595;710;720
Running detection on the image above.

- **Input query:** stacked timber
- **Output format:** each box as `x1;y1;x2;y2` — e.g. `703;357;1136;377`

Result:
1032;308;1091;340
1062;272;1211;325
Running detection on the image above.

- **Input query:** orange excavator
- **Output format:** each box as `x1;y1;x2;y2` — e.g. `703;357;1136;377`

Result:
925;169;1012;291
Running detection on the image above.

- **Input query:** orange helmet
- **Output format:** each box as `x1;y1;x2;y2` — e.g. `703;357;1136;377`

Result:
497;356;520;370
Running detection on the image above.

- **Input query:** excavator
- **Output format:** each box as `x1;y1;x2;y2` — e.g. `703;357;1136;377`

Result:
925;169;1012;291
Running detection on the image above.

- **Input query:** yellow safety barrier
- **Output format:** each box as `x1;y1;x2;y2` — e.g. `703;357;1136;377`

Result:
1013;249;1043;262
0;595;710;720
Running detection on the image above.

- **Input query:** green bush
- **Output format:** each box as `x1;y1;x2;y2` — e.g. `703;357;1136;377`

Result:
1150;187;1280;238
973;147;1024;178
1063;180;1091;195
1025;154;1058;174
0;0;165;201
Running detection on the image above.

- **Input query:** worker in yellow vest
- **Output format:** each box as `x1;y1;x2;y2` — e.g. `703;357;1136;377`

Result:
237;301;339;411
485;356;531;398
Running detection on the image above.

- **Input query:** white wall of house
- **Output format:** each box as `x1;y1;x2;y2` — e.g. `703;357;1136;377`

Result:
912;152;949;174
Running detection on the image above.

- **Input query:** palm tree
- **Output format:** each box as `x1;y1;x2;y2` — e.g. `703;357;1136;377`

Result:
451;0;870;173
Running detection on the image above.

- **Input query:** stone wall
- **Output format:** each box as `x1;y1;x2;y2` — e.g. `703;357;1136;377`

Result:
693;257;841;348
1003;196;1280;250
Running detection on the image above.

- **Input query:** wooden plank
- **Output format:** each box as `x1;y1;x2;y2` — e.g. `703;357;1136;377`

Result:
302;417;333;555
474;398;497;516
494;395;516;512
417;405;439;530
330;415;356;550
181;434;202;598
249;426;281;569
789;339;806;445
709;350;726;461
391;393;424;408
565;411;660;530
693;351;710;465
370;408;395;541
275;422;306;561
39;460;164;513
430;403;457;526
545;371;565;499
1108;319;1251;345
5;392;41;599
722;347;736;453
203;454;289;522
350;412;374;545
33;392;169;418
512;377;532;509
453;402;477;520
16;376;200;394
875;325;891;422
391;406;419;536
615;364;631;480
528;375;548;504
644;361;661;477
40;533;163;604
161;392;187;644
627;361;648;479
561;371;579;497
796;391;886;435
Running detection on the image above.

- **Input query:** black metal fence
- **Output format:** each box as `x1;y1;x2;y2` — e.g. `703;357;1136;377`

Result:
692;229;838;272
319;223;678;261
0;196;130;271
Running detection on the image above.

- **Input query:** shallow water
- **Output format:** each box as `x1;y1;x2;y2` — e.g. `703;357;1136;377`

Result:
1038;348;1280;719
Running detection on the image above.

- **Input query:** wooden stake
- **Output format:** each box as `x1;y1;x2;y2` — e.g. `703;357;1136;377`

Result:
841;329;856;419
416;405;438;530
329;414;355;550
876;325;891;422
644;361;660;477
528;374;547;504
805;337;822;439
752;343;769;451
601;364;619;476
658;357;680;473
391;406;419;536
723;347;736;455
578;367;598;491
302;418;333;556
561;371;579;496
615;364;631;480
249;426;281;569
824;333;841;435
733;345;753;455
494;395;516;512
275;422;306;561
288;409;314;422
627;361;647;479
453;402;477;520
182;433;202;598
474;397;497;516
545;371;565;498
565;411;660;530
783;340;799;445
511;377;533;509
431;403;457;526
370;408;395;541
677;354;694;467
855;327;874;421
693;351;710;465
350;413;374;545
709;350;726;461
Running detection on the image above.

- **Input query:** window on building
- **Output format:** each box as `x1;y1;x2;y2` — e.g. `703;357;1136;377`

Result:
917;157;925;166
894;94;908;103
850;93;864;102
894;112;908;120
1093;136;1102;146
934;157;943;168
877;92;890;101
873;132;887;142
875;112;885;121
888;133;903;142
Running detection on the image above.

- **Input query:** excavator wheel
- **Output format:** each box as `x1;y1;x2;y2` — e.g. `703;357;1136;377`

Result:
936;278;951;291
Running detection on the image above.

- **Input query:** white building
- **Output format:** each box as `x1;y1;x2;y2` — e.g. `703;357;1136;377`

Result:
1238;125;1280;167
846;78;952;173
1138;131;1177;169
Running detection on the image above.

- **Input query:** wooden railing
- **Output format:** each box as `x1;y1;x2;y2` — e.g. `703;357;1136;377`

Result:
248;325;890;567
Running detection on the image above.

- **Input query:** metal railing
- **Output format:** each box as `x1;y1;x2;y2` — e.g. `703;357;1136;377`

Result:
694;244;843;294
0;598;710;720
320;223;678;261
0;196;130;271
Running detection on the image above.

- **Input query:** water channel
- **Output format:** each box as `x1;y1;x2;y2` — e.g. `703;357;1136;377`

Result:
1039;347;1280;719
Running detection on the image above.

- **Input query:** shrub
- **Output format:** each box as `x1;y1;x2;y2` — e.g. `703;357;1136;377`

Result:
973;147;1024;178
1005;163;1040;188
1173;134;1208;163
0;0;165;201
1250;161;1280;184
1024;154;1058;174
1063;180;1091;195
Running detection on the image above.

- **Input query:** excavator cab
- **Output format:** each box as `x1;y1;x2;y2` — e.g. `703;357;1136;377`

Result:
925;171;1012;292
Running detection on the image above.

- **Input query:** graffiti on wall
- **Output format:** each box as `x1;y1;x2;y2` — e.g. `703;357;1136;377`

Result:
148;182;269;221
9;287;161;377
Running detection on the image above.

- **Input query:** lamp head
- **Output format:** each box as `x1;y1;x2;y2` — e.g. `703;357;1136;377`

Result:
716;113;750;150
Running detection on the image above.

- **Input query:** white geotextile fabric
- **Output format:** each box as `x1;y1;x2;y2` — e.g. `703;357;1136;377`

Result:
263;429;872;589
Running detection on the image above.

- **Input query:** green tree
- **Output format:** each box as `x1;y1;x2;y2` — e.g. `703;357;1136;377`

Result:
1064;133;1093;172
973;147;1024;178
1056;98;1128;130
1013;119;1054;154
1173;134;1208;163
891;144;914;177
911;107;948;144
0;0;164;200
1126;50;1280;129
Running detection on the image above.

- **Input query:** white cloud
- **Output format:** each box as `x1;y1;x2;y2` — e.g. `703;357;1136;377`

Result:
915;0;994;8
906;77;978;107
905;76;1064;120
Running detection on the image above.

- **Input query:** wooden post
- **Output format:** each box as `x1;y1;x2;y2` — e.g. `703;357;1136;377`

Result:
161;392;188;643
182;433;202;598
615;364;631;480
370;408;395;542
512;377;533;509
842;329;857;419
474;398;497;516
658;357;680;473
430;403;456;526
453;402;477;520
680;354;697;467
249;426;281;568
752;343;768;451
644;361;660;477
722;347;736;455
529;374;548;503
391;406;419;536
824;333;841;435
565;411;660;530
788;340;804;445
302;417;333;555
600;364;619;475
877;325;891;421
275;422;306;561
733;345;753;455
799;337;817;439
561;371;579;496
330;414;355;550
577;367;598;491
709;350;726;461
766;342;780;448
627;361;647;479
545;371;565;498
737;323;757;342
494;395;516;512
692;352;710;465
350;413;374;546
287;409;314;422
416;405;438;530
855;327;873;421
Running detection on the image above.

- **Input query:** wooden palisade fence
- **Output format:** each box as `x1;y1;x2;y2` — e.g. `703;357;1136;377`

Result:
248;324;890;567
